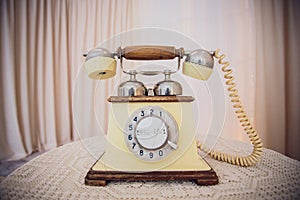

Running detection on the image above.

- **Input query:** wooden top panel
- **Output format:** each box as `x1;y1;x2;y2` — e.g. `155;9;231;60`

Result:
107;96;195;103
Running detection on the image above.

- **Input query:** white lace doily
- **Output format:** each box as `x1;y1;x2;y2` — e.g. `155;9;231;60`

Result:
0;138;299;200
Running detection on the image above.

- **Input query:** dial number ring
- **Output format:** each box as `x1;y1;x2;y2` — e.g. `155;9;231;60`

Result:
125;106;179;162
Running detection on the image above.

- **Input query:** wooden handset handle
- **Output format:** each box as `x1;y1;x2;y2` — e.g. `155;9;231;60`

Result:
122;45;181;60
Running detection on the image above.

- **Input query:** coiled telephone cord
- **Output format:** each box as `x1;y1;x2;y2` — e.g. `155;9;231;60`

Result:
196;49;263;167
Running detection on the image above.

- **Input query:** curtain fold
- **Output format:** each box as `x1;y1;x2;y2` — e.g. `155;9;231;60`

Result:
283;0;300;160
253;0;287;156
0;0;299;161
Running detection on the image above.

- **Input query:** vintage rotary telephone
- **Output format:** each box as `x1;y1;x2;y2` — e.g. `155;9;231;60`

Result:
83;45;263;186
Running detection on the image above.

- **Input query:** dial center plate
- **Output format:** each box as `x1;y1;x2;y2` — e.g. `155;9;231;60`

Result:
135;116;168;150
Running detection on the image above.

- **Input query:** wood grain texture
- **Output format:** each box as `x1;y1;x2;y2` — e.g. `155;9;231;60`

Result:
123;45;176;60
85;156;218;186
107;96;195;103
85;168;218;186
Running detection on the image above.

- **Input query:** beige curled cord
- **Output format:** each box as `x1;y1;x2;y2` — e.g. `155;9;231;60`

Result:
196;49;263;167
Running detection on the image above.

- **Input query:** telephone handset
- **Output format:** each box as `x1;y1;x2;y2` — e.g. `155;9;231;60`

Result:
83;45;263;186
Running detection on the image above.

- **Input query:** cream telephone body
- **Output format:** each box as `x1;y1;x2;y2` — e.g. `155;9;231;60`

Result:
83;45;263;186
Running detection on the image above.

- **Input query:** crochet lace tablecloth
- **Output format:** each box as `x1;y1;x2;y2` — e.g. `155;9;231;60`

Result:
0;137;299;200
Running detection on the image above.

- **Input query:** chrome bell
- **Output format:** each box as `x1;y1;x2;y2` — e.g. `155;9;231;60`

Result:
154;70;182;96
118;70;148;96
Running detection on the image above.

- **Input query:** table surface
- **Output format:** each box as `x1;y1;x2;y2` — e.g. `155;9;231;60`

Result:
0;137;299;200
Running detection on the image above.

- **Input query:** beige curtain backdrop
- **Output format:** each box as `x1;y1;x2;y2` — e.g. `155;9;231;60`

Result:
0;0;299;161
0;0;137;160
254;0;300;161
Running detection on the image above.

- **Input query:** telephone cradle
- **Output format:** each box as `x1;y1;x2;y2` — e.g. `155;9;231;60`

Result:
83;45;263;186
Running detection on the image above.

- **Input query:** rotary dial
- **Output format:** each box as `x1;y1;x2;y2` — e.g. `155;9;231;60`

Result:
124;106;179;162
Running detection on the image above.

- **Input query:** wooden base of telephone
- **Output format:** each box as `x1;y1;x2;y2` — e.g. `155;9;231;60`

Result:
84;96;218;186
85;159;218;186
